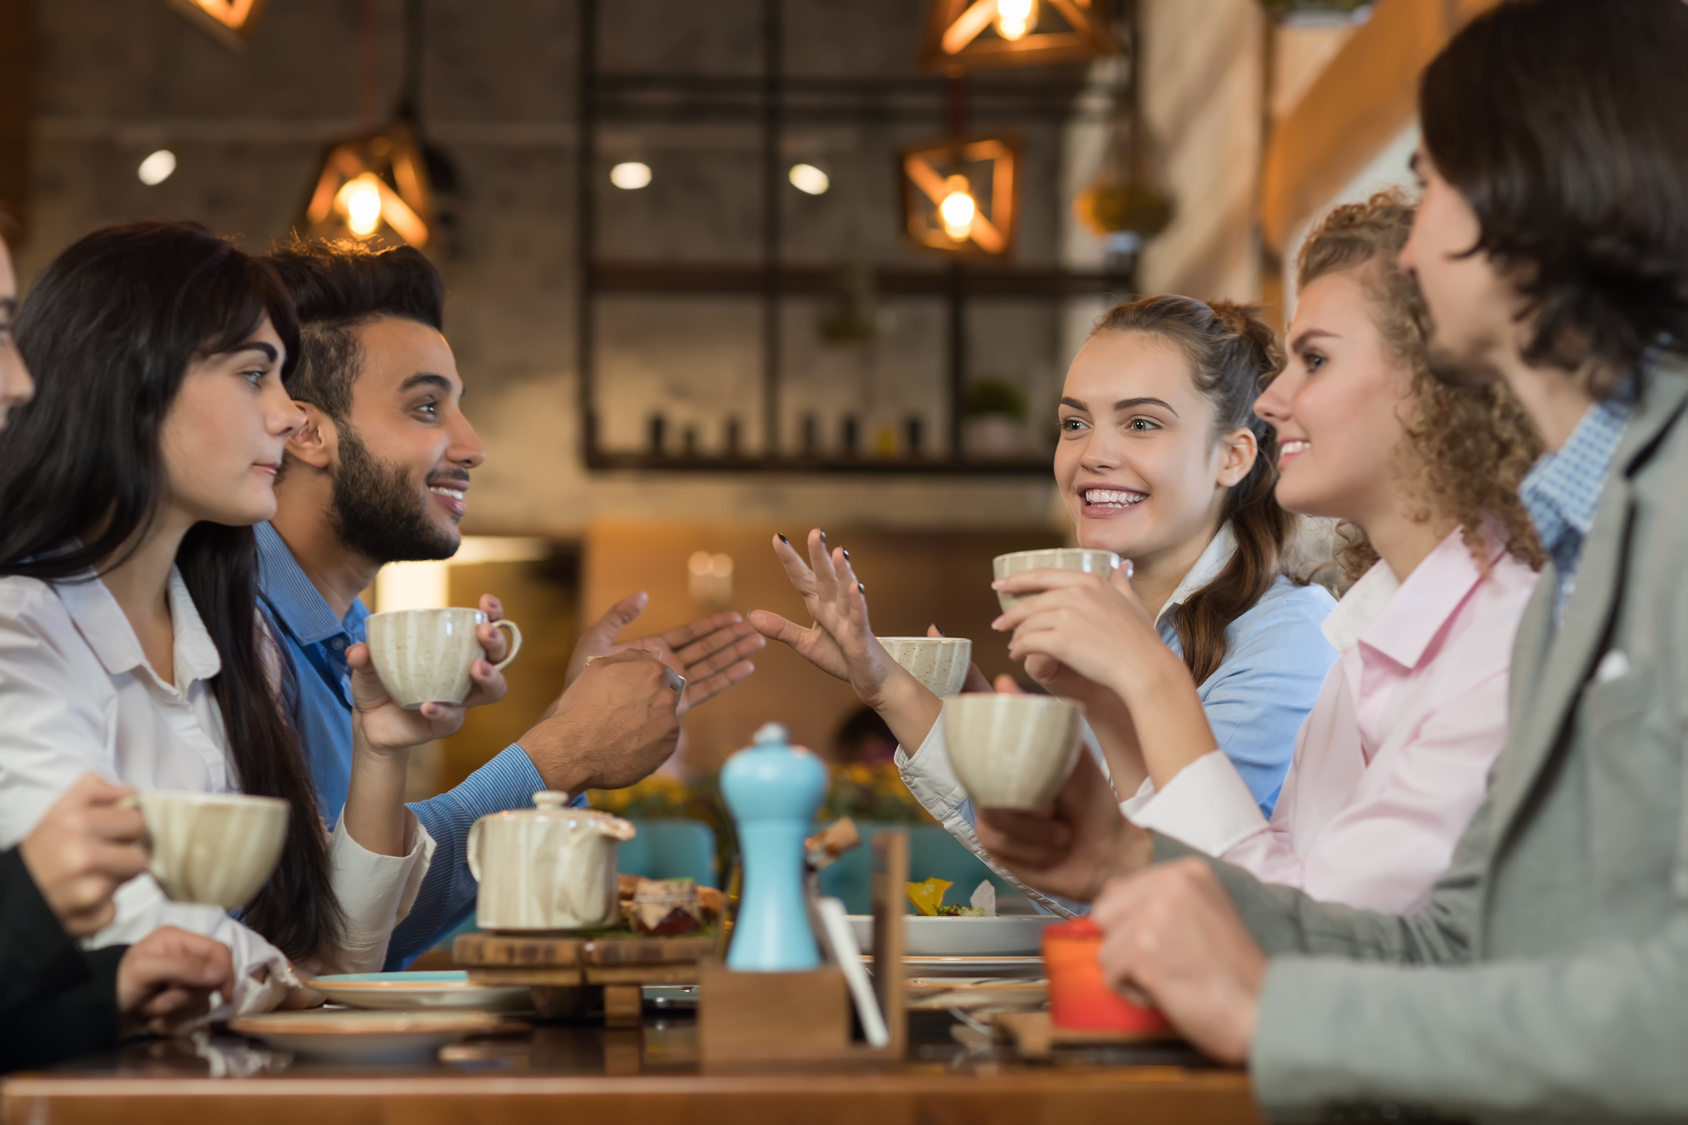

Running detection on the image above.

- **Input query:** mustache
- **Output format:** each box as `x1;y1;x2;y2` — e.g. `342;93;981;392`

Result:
426;468;471;485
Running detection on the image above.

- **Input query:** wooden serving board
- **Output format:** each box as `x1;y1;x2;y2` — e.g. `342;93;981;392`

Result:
454;933;715;1027
454;932;714;968
992;1010;1180;1059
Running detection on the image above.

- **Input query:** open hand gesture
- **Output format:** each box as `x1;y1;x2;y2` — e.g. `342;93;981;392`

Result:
565;592;763;716
748;529;914;711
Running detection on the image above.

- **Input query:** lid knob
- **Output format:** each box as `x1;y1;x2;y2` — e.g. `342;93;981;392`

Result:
751;722;789;748
532;791;569;810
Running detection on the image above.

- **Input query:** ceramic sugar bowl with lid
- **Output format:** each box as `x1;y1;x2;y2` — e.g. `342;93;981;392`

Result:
467;792;636;931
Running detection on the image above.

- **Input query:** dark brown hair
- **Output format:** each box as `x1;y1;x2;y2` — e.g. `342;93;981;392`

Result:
1298;192;1543;582
1091;296;1294;683
2;221;342;962
266;237;445;422
1420;0;1688;393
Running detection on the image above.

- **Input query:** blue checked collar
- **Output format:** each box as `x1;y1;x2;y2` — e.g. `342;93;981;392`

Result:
1519;398;1632;585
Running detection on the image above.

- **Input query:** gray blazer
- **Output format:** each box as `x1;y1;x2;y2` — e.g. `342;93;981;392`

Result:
1166;359;1688;1124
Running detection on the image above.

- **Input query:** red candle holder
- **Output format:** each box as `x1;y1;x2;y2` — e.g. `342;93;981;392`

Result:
1042;918;1173;1034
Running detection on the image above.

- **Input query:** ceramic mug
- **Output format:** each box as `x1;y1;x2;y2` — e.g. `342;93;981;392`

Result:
125;790;290;908
366;608;522;710
467;792;636;931
877;637;972;698
991;549;1122;611
941;693;1083;810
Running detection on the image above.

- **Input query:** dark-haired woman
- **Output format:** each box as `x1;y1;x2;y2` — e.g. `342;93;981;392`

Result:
750;300;1337;914
985;193;1542;913
0;222;451;1015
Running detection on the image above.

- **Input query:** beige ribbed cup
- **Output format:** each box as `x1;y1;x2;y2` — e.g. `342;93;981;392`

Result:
941;694;1083;810
878;637;972;697
366;608;522;709
127;791;290;908
991;549;1122;611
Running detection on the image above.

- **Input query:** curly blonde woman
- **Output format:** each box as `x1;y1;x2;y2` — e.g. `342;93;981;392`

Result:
979;190;1544;913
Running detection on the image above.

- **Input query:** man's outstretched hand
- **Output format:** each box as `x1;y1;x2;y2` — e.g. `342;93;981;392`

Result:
565;592;763;715
522;649;686;795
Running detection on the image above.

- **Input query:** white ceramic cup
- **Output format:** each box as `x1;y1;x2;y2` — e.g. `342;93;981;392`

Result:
992;548;1122;612
877;637;973;697
366;608;523;709
941;694;1083;811
126;791;290;908
467;793;637;932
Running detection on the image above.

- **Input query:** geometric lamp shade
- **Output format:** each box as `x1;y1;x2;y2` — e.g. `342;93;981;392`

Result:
899;135;1021;257
300;122;435;249
918;0;1119;72
165;0;270;51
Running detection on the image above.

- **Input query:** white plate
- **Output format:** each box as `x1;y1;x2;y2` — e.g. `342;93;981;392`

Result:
848;914;1059;956
227;1009;515;1062
311;971;532;1013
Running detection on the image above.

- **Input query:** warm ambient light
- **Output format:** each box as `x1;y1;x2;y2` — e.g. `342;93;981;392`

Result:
789;163;830;195
339;174;384;237
137;149;177;186
610;162;652;190
995;0;1035;40
302;123;435;248
938;176;977;240
164;0;269;50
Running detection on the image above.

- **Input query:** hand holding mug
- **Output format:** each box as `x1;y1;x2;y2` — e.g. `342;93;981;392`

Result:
355;597;518;753
19;773;150;937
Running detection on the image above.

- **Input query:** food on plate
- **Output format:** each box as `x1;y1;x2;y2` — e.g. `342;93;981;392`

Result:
904;876;988;917
617;876;724;935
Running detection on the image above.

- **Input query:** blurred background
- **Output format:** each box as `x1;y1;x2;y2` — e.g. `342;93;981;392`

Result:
0;0;1464;834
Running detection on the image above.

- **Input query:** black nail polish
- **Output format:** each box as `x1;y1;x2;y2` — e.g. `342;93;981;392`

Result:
842;549;851;561
858;581;866;593
778;533;789;544
819;530;828;542
934;624;946;636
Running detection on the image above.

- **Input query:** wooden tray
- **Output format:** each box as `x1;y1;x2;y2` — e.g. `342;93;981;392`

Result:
454;932;715;1026
992;1010;1180;1059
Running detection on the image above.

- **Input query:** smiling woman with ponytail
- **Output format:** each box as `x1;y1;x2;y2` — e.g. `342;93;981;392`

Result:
749;293;1339;916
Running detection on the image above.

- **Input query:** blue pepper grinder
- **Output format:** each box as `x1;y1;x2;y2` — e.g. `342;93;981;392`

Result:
721;722;828;971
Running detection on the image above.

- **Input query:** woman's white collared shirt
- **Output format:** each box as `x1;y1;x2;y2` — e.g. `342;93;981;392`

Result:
0;568;434;1015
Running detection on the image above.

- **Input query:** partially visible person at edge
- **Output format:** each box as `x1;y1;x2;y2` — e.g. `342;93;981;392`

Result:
0;221;463;1016
975;2;1688;1121
750;299;1337;915
0;227;232;1071
260;238;765;966
989;191;1542;913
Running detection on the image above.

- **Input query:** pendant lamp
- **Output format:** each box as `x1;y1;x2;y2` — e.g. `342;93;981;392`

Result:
918;0;1119;73
166;0;269;51
899;135;1021;257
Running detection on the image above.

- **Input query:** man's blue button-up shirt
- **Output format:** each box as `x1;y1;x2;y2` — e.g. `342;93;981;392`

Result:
255;522;579;967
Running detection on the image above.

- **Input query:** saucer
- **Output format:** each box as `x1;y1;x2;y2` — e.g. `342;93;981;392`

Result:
311;971;532;1012
227;1009;519;1061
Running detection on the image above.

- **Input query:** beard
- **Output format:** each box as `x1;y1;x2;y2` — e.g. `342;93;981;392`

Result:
329;424;461;564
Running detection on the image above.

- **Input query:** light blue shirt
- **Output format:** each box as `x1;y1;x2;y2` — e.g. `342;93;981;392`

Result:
1518;397;1633;621
254;522;583;968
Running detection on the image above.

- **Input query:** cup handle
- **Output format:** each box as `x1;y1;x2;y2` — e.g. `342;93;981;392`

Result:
490;620;523;672
467;820;484;882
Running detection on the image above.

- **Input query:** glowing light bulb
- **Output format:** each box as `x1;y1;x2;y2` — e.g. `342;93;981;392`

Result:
610;161;652;189
789;163;830;195
996;0;1035;40
334;174;384;238
137;149;176;186
938;176;977;241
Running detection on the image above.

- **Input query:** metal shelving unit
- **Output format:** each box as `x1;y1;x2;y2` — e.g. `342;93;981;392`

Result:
574;0;1133;475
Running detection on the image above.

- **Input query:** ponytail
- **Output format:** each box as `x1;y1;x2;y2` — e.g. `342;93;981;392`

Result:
1091;296;1294;683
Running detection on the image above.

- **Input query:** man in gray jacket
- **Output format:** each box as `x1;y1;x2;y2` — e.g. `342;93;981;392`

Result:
973;1;1688;1120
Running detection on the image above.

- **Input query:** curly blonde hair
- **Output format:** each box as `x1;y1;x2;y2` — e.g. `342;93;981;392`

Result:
1296;190;1544;583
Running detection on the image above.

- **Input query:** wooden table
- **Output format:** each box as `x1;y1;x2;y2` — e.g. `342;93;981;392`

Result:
1;1011;1264;1125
